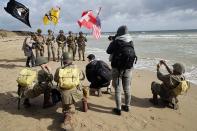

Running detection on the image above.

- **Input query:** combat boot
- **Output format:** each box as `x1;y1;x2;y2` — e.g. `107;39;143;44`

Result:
23;98;31;108
63;112;75;130
170;97;179;110
149;93;158;105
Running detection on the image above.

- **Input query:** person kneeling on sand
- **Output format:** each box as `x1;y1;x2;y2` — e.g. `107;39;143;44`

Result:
150;60;189;110
86;54;112;96
23;57;54;108
54;52;85;129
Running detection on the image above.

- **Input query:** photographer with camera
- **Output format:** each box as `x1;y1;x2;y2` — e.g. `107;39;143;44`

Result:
22;34;36;67
150;60;187;110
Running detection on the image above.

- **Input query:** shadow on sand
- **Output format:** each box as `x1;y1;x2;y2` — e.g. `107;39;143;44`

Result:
108;93;164;109
88;102;113;114
0;58;26;69
0;91;66;131
0;58;26;63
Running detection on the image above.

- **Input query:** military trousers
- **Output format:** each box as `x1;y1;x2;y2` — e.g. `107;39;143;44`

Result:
47;44;55;61
78;46;85;61
24;83;52;104
35;47;44;58
57;45;65;61
68;45;76;60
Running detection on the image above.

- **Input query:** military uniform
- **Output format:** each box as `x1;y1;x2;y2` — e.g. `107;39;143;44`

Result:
67;35;76;61
54;64;83;111
54;52;84;128
34;32;45;58
151;63;185;109
46;32;56;61
77;34;87;61
56;34;66;61
24;57;53;108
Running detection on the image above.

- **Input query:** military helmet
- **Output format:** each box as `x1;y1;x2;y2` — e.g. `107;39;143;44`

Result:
172;63;185;74
59;30;64;33
48;29;52;33
68;31;72;34
35;57;48;66
62;52;73;61
37;28;42;33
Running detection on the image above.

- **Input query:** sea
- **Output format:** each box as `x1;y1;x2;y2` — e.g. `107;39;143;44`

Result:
85;29;197;85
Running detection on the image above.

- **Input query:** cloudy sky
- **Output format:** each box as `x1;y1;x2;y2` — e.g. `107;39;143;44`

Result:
0;0;197;33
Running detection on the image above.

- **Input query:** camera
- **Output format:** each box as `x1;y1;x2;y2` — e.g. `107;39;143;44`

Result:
108;35;116;41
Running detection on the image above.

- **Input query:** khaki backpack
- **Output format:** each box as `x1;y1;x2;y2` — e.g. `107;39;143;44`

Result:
17;68;37;87
173;80;190;96
58;67;80;90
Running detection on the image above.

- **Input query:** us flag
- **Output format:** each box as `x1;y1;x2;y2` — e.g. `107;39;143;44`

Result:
92;16;101;39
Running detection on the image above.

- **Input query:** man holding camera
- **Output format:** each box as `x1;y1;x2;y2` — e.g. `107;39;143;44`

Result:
150;60;186;110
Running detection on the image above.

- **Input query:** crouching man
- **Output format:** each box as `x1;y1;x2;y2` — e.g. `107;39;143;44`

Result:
23;57;53;108
150;60;188;110
54;52;85;129
86;54;112;96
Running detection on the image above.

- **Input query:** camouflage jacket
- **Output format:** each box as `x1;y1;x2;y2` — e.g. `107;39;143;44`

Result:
77;36;87;47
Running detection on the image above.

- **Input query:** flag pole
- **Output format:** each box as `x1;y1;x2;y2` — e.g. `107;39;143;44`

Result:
97;7;102;17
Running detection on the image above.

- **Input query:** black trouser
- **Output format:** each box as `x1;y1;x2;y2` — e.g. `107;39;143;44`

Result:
26;53;35;67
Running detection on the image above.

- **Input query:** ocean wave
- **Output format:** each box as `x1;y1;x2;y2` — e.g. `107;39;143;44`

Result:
86;47;197;85
132;34;197;39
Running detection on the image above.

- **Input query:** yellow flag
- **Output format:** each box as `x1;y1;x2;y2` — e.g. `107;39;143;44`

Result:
43;15;50;25
50;7;60;25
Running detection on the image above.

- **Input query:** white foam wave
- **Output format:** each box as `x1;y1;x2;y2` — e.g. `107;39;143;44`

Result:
86;47;197;85
132;34;197;39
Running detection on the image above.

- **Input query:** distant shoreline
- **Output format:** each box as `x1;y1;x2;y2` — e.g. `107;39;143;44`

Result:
1;28;197;37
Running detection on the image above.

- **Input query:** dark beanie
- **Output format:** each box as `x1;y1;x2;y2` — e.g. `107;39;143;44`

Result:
87;54;95;60
116;25;128;36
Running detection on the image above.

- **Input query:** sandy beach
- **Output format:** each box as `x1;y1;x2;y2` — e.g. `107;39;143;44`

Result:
0;36;197;131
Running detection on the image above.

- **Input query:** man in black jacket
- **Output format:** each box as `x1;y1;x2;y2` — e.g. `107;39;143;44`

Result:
107;25;137;115
86;54;112;96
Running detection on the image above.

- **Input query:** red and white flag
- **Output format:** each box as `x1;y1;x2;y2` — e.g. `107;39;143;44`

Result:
78;9;102;39
77;10;97;29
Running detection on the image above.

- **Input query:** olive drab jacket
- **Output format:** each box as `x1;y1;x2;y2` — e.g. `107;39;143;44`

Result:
77;36;87;47
67;35;75;44
34;34;45;50
56;34;66;46
46;34;55;45
157;70;185;94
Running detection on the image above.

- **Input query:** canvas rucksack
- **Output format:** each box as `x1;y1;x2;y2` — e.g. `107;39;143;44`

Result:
112;41;137;70
58;67;80;90
16;68;37;87
173;80;190;96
